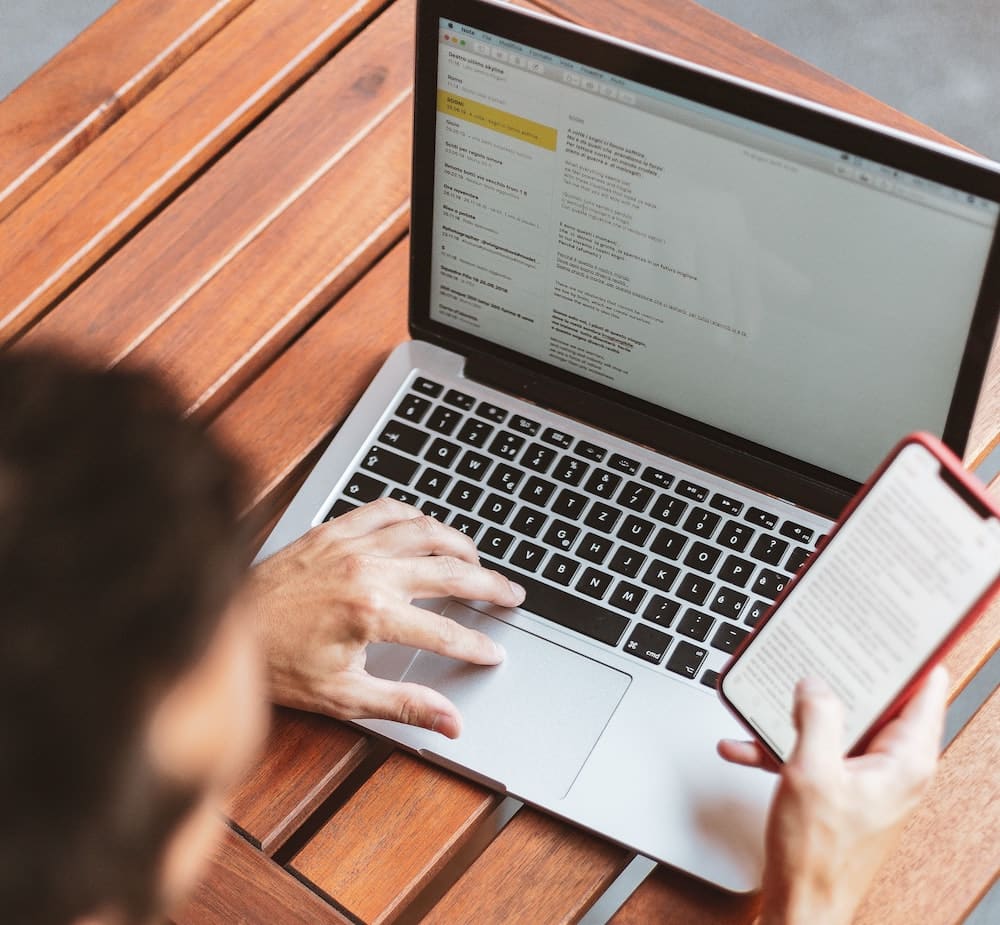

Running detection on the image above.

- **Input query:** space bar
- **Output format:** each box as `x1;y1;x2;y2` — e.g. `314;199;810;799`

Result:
488;563;629;647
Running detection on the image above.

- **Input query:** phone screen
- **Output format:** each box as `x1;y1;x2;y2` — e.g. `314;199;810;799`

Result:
722;441;1000;760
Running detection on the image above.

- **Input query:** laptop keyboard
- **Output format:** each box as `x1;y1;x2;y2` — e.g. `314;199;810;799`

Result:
323;375;825;690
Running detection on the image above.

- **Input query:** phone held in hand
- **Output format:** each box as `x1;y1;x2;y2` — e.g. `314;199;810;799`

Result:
719;432;1000;763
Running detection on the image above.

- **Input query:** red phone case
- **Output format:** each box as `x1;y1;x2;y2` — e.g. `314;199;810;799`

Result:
717;431;1000;763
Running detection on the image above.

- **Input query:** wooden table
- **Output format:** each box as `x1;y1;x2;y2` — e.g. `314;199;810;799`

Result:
3;1;998;921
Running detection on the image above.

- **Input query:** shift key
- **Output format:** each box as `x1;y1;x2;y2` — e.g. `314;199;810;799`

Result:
360;445;419;484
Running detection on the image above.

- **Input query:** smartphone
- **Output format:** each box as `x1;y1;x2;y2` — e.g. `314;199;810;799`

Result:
719;433;1000;763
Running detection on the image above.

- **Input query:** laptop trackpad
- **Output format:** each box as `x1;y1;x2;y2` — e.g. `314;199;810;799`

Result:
401;602;631;800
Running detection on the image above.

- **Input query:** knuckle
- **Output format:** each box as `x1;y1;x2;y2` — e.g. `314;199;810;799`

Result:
395;692;426;728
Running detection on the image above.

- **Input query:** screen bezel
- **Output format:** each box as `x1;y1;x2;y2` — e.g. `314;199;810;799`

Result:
409;0;1000;515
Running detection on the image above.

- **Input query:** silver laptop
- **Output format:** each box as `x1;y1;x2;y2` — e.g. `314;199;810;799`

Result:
259;0;1000;891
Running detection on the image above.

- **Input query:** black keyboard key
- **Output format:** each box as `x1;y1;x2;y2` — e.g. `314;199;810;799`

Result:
379;420;429;455
395;393;431;423
476;401;507;424
642;559;679;592
752;568;790;601
575;439;607;462
480;493;516;524
522;442;557;472
455;450;492;481
421;501;451;521
746;506;778;530
552;455;589;486
665;640;707;679
780;520;815;545
650;494;687;525
510;414;540;436
510;506;547;538
543;519;580;551
750;534;790;566
575;567;613;600
643;594;680;627
425;437;460;468
481;527;515;558
641;465;674;489
444;388;476;411
519;476;557;506
624;623;670;664
710;493;743;516
579;532;614;564
609;453;640;475
786;545;811;574
487;463;523;494
711;623;750;654
676;573;714;606
412;376;443;397
492;562;627;646
542;554;579;586
583;501;621;533
609;546;647;578
457;419;494;448
361;445;419;484
617;514;654;547
342;472;386;503
684;542;722;574
718;554;754;588
709;586;749;620
450;513;483;540
324;498;358;521
509;539;546;572
678;608;715;642
717;520;754;553
619;480;654;512
427;405;463;435
650;527;686;560
745;599;770;627
682;507;721;539
552;488;588;518
489;430;525;460
609;580;646;613
414;467;451;498
389;488;419;505
447;480;483;511
584;468;622;499
541;427;573;449
700;669;720;690
676;479;708;502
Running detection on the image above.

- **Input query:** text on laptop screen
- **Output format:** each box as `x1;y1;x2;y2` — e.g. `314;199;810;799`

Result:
429;19;999;483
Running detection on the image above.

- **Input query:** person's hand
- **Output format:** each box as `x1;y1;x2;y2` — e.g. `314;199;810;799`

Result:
718;667;949;925
250;498;525;738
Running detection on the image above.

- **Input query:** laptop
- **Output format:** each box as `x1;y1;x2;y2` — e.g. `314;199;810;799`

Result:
259;0;1000;892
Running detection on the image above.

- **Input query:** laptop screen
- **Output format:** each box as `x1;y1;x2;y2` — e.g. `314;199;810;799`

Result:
425;13;1000;484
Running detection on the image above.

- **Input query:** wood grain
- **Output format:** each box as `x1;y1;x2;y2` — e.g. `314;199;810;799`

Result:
172;826;351;925
22;0;416;382
424;808;631;924
0;0;382;343
289;752;501;924
0;0;255;223
227;707;372;856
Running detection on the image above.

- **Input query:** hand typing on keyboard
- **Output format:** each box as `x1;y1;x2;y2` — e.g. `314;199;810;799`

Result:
251;498;526;738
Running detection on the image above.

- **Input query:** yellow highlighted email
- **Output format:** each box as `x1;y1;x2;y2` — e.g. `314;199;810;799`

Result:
437;91;557;151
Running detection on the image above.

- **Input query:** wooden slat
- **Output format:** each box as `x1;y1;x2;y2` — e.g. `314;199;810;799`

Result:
424;808;631;924
289;752;501;924
0;0;255;222
610;864;758;925
855;687;1000;925
227;707;372;856
22;0;416;392
172;826;351;925
539;0;964;149
0;0;382;343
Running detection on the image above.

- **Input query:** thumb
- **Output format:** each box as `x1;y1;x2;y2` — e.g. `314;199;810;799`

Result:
344;674;465;739
788;676;845;772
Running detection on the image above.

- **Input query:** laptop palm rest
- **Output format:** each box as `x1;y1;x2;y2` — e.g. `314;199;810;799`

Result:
401;602;631;800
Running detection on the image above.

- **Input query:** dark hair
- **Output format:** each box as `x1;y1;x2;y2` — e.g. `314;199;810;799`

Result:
0;350;250;925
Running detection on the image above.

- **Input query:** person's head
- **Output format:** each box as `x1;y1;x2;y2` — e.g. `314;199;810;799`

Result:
0;350;268;925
